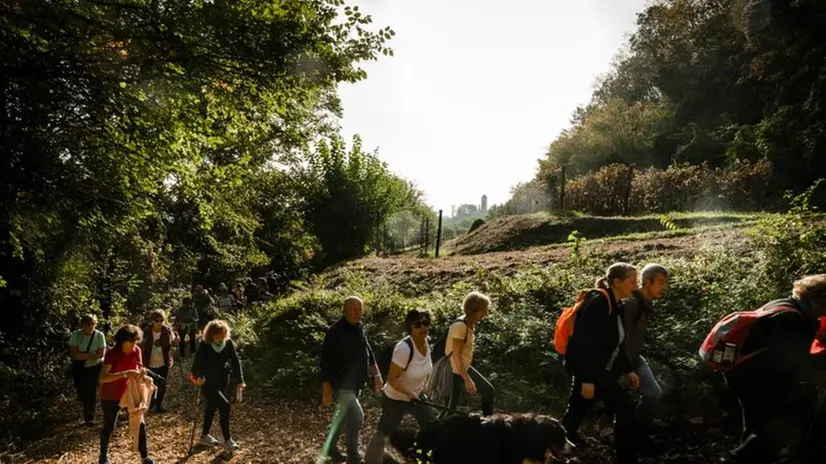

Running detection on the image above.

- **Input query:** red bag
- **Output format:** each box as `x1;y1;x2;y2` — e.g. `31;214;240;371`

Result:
698;300;799;371
553;288;612;355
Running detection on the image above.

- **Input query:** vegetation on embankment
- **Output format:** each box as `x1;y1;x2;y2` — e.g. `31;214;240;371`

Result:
444;211;764;255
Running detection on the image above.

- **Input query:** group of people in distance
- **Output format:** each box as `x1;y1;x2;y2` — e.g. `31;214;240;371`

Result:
68;269;826;464
318;267;826;464
68;295;245;464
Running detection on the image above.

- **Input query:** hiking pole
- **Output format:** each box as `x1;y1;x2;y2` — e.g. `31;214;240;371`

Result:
187;385;201;456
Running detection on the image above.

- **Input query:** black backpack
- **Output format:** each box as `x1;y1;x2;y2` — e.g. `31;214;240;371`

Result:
377;336;416;380
430;317;469;363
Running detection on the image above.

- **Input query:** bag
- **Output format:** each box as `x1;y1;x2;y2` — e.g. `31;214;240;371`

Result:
426;355;455;403
71;331;97;378
553;288;612;355
431;318;469;362
377;337;416;380
698;300;800;371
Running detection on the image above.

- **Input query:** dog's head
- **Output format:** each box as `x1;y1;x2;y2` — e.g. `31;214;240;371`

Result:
511;414;576;464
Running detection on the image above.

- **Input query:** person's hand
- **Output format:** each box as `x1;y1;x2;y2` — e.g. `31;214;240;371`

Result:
124;369;142;379
374;375;383;393
189;374;206;386
581;383;595;400
322;388;333;407
237;383;246;391
627;372;640;390
465;377;478;395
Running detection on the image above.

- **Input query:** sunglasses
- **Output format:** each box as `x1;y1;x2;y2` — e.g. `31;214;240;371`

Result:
152;319;164;323
411;320;431;328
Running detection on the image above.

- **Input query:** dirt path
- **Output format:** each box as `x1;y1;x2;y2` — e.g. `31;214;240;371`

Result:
14;357;745;464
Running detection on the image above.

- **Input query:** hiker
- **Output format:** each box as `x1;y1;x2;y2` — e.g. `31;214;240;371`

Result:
193;285;216;331
561;262;640;464
216;283;237;314
98;324;156;464
231;282;245;310
365;309;437;464
320;296;383;463
68;314;106;426
174;297;199;358
141;309;179;413
243;278;259;307
444;291;495;417
190;319;245;452
719;274;826;464
622;263;669;444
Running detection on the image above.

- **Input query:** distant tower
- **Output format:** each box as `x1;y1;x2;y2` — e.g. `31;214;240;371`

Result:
481;195;488;213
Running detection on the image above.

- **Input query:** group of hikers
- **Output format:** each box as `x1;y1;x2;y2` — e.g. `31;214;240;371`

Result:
68;268;826;464
68;285;246;464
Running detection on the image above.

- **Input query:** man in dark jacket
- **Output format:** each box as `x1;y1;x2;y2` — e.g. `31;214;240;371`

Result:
622;264;669;441
723;274;826;464
320;296;383;464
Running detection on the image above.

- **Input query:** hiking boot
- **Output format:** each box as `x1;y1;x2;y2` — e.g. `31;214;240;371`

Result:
142;458;157;464
154;405;168;414
224;438;239;452
98;458;110;464
200;434;219;446
84;419;95;427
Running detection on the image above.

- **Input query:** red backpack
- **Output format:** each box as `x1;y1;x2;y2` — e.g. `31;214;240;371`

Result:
553;288;612;355
698;300;800;371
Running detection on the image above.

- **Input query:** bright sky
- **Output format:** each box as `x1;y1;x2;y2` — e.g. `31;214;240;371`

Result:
338;0;648;214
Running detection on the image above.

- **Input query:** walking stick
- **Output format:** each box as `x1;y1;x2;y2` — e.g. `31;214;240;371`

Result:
187;385;201;456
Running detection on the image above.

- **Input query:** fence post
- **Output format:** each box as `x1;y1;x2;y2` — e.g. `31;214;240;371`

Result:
559;166;566;213
424;217;429;255
435;210;443;257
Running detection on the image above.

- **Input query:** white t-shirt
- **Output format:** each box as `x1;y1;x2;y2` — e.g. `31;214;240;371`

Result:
444;318;474;374
383;338;432;402
149;330;165;368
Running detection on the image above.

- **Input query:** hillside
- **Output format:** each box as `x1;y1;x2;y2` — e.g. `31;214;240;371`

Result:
325;225;753;292
442;212;758;256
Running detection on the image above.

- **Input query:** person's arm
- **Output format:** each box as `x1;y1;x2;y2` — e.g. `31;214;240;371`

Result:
99;359;141;383
227;340;245;386
68;333;91;361
364;334;382;388
577;293;613;384
89;332;105;361
168;325;180;346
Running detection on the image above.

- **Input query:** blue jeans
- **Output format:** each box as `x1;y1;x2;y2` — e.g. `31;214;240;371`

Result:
328;390;364;463
634;356;662;428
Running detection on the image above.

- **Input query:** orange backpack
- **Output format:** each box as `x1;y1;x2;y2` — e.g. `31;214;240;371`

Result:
553;288;613;355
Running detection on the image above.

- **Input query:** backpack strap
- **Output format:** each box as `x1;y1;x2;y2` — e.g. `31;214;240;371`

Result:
591;288;613;315
84;330;96;353
402;337;414;372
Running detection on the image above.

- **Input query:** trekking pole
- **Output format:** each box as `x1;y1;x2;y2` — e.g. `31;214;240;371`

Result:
187;385;201;456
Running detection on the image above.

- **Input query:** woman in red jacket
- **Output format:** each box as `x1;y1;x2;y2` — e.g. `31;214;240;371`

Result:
98;325;157;464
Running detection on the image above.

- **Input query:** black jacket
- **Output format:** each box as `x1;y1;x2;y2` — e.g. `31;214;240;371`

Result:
622;290;652;365
190;339;244;390
320;317;377;391
564;288;632;383
736;297;820;385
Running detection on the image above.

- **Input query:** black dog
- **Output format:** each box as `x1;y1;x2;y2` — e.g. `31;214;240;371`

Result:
389;412;575;464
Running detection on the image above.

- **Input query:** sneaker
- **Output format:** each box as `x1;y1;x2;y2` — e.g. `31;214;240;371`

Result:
98;458;110;464
224;438;239;452
142;458;157;464
84;419;95;427
200;434;219;446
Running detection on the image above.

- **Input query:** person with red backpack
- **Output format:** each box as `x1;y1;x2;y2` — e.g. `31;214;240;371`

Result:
556;262;641;464
700;274;826;464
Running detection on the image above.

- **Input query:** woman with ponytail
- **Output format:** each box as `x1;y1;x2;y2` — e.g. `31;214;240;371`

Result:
561;262;641;464
190;320;245;452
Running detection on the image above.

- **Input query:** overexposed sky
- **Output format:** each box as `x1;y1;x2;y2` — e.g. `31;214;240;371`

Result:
338;0;648;214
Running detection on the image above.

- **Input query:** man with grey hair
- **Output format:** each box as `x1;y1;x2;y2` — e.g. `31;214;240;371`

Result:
320;296;383;463
622;263;669;448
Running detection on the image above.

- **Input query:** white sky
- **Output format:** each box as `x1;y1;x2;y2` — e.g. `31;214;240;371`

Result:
338;0;648;214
